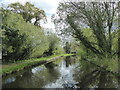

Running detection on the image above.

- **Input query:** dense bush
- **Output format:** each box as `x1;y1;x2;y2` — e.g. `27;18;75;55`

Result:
2;26;32;62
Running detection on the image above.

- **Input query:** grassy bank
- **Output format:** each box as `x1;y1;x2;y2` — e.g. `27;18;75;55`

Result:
1;54;74;76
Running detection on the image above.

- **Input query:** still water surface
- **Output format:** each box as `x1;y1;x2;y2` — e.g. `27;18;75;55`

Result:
2;56;118;88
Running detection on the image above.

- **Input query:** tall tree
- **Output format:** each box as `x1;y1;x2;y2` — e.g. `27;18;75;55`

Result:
1;8;49;61
8;2;46;26
54;1;118;58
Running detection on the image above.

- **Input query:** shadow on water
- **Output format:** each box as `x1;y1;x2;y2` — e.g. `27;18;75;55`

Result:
2;63;60;88
2;56;118;88
44;62;57;69
65;56;76;67
74;59;118;88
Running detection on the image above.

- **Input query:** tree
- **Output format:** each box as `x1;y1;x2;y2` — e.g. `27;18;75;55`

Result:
54;2;118;58
64;42;71;54
8;2;46;27
43;33;60;56
2;26;32;62
1;8;49;61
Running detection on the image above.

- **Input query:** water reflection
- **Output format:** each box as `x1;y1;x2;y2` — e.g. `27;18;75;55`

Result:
2;64;60;88
45;62;57;69
2;56;118;88
74;59;118;88
44;59;78;88
65;56;76;67
5;77;16;84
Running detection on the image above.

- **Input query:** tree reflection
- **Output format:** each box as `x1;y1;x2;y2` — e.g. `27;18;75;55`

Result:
74;60;118;88
65;56;76;67
2;56;118;88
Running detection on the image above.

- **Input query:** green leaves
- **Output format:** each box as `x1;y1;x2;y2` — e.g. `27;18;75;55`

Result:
43;33;61;56
2;26;31;61
54;2;118;58
1;9;48;62
8;2;46;27
1;2;63;62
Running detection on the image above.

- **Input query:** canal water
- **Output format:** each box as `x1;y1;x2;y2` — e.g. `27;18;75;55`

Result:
2;56;118;88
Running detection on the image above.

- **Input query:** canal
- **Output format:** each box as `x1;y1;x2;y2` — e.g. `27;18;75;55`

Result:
2;56;118;88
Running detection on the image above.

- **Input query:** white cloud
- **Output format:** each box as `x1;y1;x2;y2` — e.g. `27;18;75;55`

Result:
41;16;55;32
42;17;54;28
0;0;26;5
29;0;61;15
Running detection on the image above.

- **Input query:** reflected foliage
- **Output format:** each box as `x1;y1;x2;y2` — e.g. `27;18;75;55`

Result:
74;59;118;88
2;56;118;88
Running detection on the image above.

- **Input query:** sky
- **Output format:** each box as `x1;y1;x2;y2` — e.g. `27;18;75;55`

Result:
0;0;63;31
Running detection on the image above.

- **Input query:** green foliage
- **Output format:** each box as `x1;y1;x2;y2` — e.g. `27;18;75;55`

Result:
112;30;118;56
89;57;118;73
1;2;67;63
43;33;61;56
63;39;80;54
2;26;31;62
1;9;49;62
53;45;65;55
54;2;118;58
1;7;64;62
77;44;87;58
1;54;74;75
8;2;46;27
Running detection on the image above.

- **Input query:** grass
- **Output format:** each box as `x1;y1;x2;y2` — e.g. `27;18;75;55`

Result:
1;53;74;75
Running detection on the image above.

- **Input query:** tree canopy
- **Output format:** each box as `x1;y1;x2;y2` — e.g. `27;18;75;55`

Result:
54;2;119;58
1;9;49;61
8;2;46;27
1;3;64;62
